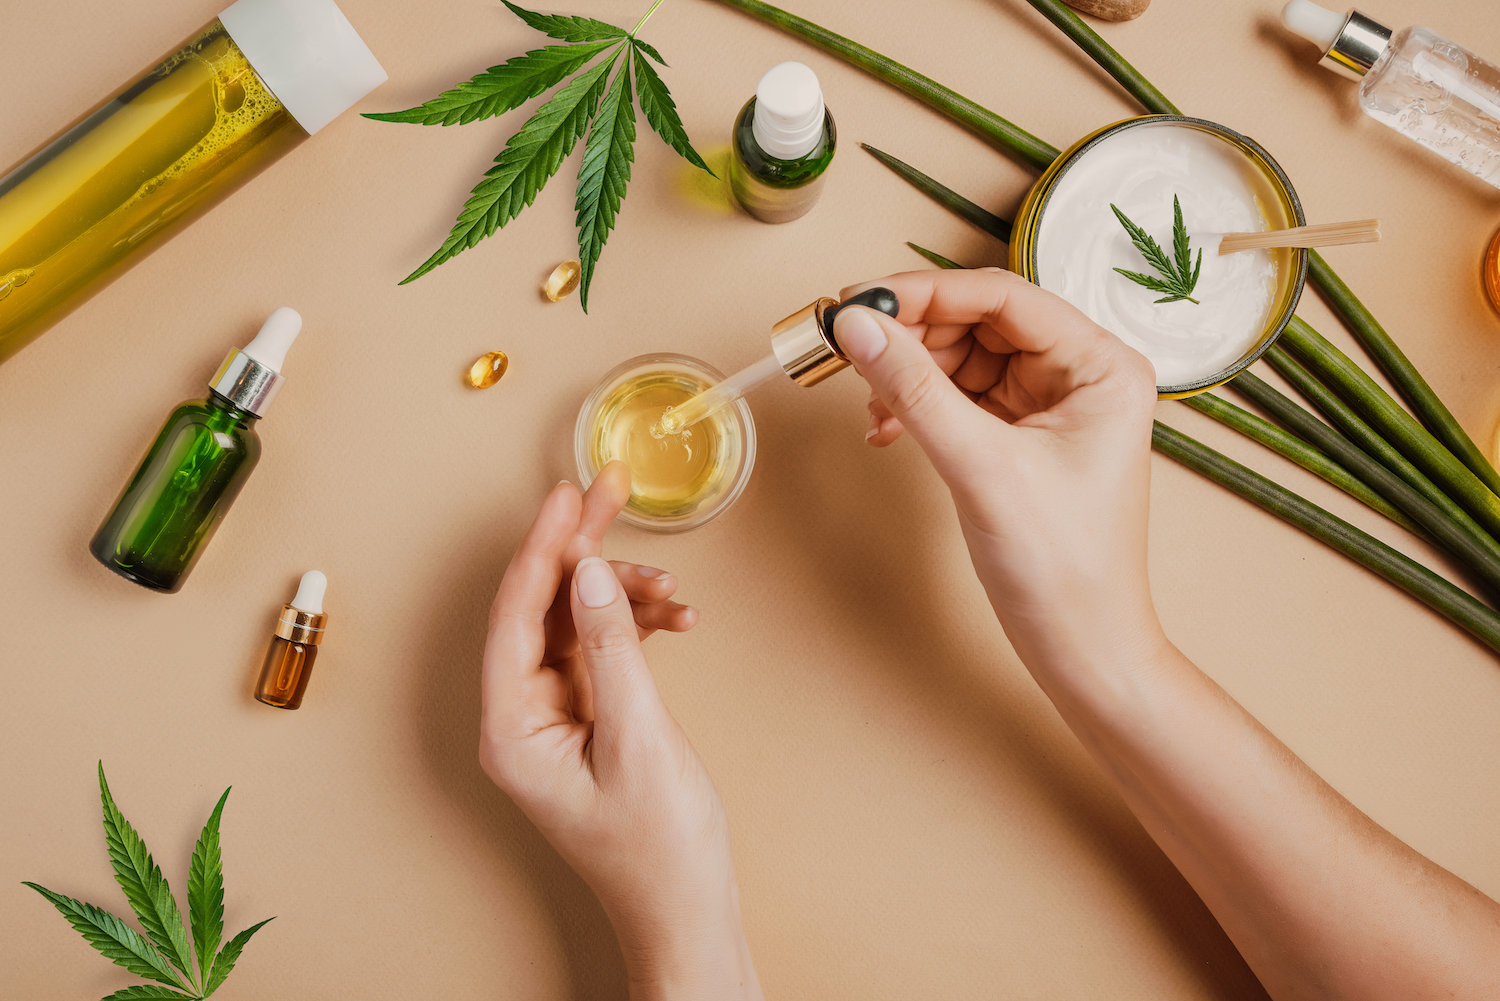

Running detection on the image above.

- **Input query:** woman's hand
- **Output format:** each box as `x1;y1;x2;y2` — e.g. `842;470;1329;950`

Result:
479;462;762;1001
838;270;1500;1000
835;268;1164;679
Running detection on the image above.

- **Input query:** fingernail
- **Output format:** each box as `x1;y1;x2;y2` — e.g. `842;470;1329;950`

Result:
557;479;571;486
865;426;879;441
833;307;887;366
576;557;618;608
635;565;663;577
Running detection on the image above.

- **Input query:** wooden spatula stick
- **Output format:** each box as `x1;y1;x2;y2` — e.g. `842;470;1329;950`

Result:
1218;220;1380;254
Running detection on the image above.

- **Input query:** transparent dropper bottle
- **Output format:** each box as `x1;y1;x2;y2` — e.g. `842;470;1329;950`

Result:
1282;1;1500;187
652;287;899;437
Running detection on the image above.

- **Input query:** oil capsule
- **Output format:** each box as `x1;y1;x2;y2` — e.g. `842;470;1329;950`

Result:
468;350;509;388
542;260;582;301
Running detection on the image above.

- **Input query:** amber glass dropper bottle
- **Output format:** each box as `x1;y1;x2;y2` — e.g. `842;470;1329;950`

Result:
255;571;329;710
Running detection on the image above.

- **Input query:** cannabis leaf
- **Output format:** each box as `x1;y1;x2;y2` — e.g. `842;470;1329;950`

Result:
102;988;197;1000
365;0;713;310
100;765;195;983
24;765;273;1000
362;42;618;127
1110;195;1203;304
502;1;628;43
23;884;194;991
633;49;708;172
576;47;636;307
187;789;230;990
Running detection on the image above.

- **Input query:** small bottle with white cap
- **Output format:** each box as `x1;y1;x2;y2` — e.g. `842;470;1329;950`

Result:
1281;1;1500;189
90;308;305;593
728;62;837;223
255;571;330;710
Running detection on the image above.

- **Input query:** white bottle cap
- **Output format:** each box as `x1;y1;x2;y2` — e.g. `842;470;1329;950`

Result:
290;570;327;614
241;307;303;373
752;62;825;160
220;0;388;135
1281;1;1345;51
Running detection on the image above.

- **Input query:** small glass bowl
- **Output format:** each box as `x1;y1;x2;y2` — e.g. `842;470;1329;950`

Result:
1009;114;1308;399
574;353;757;533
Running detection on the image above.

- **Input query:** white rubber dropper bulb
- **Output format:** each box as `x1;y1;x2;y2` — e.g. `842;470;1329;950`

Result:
290;570;327;614
242;307;303;373
1282;0;1345;51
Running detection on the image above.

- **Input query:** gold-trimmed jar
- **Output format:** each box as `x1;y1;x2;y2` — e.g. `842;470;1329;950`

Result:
1010;115;1308;399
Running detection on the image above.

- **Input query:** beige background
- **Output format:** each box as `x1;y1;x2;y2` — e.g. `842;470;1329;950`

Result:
3;0;1499;997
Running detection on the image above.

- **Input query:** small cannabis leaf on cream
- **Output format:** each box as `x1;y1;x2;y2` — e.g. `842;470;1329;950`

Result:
1110;195;1202;304
24;764;272;1000
365;0;712;311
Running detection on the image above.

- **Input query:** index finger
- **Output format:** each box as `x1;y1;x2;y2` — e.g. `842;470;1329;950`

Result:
841;269;1118;367
481;481;586;742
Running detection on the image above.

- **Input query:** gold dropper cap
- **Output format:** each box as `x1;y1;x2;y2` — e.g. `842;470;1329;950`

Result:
275;605;327;645
769;287;901;387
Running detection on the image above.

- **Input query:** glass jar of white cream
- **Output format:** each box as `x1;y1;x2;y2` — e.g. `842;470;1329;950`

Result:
1010;116;1308;398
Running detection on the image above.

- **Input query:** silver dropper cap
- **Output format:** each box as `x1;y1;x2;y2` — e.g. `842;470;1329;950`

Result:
210;349;284;416
207;307;302;417
1320;9;1392;80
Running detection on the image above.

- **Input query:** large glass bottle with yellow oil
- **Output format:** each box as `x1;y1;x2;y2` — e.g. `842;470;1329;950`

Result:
0;0;385;366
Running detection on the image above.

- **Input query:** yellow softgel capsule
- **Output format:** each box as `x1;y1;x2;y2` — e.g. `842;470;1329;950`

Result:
468;350;509;389
542;259;582;301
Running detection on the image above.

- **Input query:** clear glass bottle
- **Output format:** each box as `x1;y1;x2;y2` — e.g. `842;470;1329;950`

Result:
90;308;302;592
729;62;836;223
1282;2;1500;188
0;0;385;366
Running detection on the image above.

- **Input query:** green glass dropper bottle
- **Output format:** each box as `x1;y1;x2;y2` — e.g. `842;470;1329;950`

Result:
728;62;837;223
90;307;303;593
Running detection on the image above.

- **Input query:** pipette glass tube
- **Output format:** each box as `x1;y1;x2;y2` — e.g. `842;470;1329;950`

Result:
650;287;901;437
651;353;783;437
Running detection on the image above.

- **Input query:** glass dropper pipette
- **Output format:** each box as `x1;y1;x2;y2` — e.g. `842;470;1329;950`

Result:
650;287;900;437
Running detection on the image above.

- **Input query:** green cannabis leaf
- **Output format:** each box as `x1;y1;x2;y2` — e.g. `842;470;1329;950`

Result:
1110;195;1203;304
365;0;714;311
25;764;273;1000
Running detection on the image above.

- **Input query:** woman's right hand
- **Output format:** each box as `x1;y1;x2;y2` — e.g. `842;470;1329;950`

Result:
833;269;1164;679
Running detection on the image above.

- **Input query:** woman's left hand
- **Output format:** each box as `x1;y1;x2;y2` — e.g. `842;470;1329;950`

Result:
479;462;762;1001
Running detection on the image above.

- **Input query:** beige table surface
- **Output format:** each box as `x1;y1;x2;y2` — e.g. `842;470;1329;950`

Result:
4;0;1500;997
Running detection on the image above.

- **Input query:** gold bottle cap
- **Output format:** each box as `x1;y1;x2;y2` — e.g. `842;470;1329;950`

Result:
274;604;328;645
769;287;902;388
770;298;845;387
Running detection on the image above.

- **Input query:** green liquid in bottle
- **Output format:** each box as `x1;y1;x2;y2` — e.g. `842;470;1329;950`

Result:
90;391;261;592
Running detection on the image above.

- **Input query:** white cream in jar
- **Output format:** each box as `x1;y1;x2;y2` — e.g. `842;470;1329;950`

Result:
1036;123;1282;388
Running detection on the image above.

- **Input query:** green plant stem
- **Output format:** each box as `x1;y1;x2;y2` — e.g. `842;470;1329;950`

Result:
1230;369;1500;593
907;242;966;269
1180;392;1427;540
1152;421;1500;653
708;0;1060;170
630;0;666;34
863;144;1012;242
1021;0;1180;115
1278;317;1500;540
1259;347;1455;515
1306;250;1500;495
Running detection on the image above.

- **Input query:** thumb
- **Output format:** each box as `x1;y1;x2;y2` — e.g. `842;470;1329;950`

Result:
833;305;995;472
571;557;669;753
